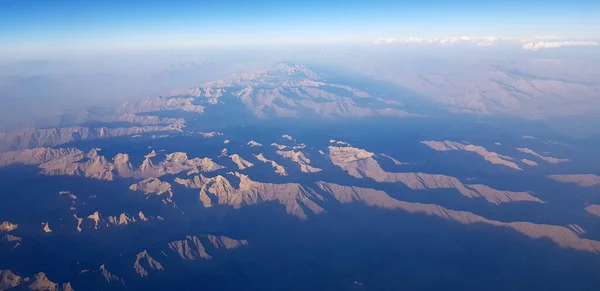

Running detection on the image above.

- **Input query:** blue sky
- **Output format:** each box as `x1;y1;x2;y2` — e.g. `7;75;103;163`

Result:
1;0;599;54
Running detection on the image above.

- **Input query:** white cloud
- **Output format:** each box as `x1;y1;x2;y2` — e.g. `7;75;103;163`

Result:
373;37;400;44
374;36;600;51
374;36;499;47
521;41;600;51
519;36;561;42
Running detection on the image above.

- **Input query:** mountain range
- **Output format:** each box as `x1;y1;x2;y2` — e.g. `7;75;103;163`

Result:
1;63;600;291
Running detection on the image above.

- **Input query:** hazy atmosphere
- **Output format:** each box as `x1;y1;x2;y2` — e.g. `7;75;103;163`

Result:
1;1;600;291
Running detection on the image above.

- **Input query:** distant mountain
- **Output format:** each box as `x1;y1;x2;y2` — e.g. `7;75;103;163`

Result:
0;270;73;291
165;63;415;119
0;63;417;152
328;57;600;119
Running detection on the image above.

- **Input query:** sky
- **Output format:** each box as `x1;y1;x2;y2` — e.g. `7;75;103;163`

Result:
1;0;599;56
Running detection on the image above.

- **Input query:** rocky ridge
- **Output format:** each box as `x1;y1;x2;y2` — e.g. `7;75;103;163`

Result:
1;234;21;249
133;250;164;277
42;222;52;233
90;114;184;126
0;148;84;167
82;211;152;231
379;154;405;166
0;148;224;182
274;148;321;173
549;174;600;187
98;265;125;285
421;140;522;170
171;171;596;253
229;154;254;170
167;234;248;261
0;124;183;152
175;172;325;219
129;178;175;205
0;222;17;232
254;153;287;176
315;182;600;253
328;146;542;204
0;270;73;291
521;159;539;166
247;140;263;147
585;205;600;217
517;148;569;164
116;96;205;115
136;150;224;179
39;148;115;181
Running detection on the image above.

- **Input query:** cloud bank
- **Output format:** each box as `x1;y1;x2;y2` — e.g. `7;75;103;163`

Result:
374;36;499;47
374;36;600;51
521;41;600;51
